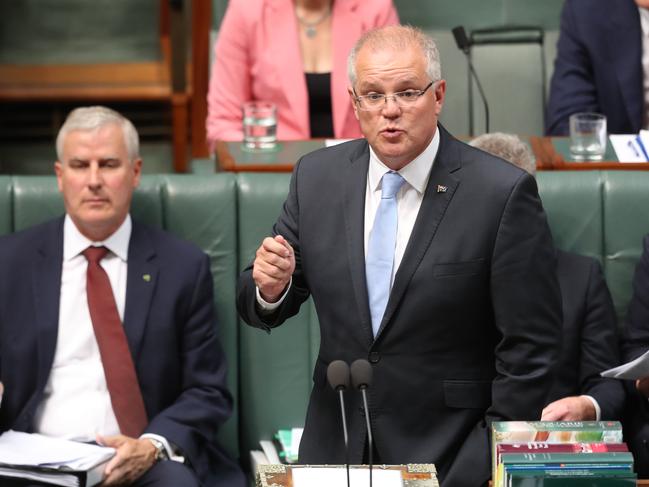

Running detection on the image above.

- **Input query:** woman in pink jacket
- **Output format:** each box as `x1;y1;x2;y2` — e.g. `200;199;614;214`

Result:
206;0;399;149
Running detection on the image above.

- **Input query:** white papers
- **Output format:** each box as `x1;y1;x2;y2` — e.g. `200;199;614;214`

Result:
601;350;649;380
292;467;402;487
0;431;114;486
259;440;282;464
609;134;648;162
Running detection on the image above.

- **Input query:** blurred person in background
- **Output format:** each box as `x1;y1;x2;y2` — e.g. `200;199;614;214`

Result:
622;234;649;477
547;0;649;135
206;0;398;149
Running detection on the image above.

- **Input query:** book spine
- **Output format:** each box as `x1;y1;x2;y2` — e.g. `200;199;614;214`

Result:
501;451;634;464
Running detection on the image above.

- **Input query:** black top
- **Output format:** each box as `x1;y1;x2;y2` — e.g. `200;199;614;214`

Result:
305;72;334;138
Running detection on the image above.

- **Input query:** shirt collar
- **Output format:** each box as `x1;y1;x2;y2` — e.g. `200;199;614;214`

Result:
63;214;132;262
368;127;440;194
640;7;649;34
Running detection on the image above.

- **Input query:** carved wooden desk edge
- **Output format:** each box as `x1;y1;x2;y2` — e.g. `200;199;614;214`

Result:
529;135;649;170
255;463;438;487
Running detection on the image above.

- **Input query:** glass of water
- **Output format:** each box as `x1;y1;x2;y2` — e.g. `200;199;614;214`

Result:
569;113;607;161
243;101;277;150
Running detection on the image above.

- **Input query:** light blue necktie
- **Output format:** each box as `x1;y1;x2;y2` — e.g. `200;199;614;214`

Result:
366;171;405;336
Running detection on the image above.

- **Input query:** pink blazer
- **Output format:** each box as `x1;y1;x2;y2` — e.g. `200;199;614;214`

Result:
206;0;399;148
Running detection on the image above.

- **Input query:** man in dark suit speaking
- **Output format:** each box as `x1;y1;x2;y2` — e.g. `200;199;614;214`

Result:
238;26;562;486
0;107;244;487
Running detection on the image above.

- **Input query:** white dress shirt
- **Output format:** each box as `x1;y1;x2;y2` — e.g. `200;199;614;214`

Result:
33;215;181;459
34;215;130;440
257;129;440;310
363;130;439;278
639;7;649;129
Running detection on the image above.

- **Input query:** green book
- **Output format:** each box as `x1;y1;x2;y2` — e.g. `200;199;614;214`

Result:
509;467;635;477
509;474;637;487
501;452;634;465
500;452;633;487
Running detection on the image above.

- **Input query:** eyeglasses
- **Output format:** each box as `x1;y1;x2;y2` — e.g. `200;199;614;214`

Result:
353;81;435;111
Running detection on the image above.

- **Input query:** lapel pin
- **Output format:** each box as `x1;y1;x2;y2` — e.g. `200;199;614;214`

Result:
142;274;151;282
437;184;448;193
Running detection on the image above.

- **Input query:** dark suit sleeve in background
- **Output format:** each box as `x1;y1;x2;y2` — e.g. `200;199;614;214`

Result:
546;0;599;135
622;234;649;478
145;253;242;485
578;258;625;420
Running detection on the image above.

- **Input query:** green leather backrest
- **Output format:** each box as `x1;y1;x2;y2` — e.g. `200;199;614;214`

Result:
0;176;12;235
538;170;649;326
602;171;649;325
537;171;604;261
236;172;319;467
0;174;240;459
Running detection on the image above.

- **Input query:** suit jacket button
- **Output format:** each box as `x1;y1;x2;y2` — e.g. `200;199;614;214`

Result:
369;352;380;364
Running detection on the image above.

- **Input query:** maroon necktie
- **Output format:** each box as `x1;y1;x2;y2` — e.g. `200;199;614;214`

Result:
83;246;148;437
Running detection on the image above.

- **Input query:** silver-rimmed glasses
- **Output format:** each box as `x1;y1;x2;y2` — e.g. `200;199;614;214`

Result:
353;81;435;111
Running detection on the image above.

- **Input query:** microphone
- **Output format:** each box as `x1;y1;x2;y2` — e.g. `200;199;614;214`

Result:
452;25;490;135
327;360;351;487
451;25;471;55
351;359;374;487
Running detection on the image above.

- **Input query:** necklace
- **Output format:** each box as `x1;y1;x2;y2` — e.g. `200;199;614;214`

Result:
295;3;332;38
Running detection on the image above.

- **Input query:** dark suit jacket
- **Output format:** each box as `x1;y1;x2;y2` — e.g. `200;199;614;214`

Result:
546;0;643;135
548;251;625;419
237;126;562;486
623;234;649;478
0;217;245;487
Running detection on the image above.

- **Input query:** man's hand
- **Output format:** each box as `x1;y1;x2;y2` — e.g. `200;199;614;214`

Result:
541;396;596;421
252;235;295;303
636;376;649;397
97;434;157;486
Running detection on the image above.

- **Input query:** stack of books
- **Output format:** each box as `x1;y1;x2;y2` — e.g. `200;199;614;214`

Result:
491;421;636;486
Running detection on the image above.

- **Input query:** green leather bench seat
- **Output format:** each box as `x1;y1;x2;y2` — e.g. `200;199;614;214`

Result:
0;170;648;474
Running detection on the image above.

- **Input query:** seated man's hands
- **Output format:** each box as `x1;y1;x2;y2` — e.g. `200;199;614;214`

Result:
541;395;596;421
97;434;157;486
252;235;295;303
636;376;649;397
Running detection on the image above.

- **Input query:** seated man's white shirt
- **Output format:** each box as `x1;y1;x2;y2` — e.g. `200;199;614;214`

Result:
640;7;649;128
34;215;130;440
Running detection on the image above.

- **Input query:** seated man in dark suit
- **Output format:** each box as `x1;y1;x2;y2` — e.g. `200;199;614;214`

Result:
546;0;649;135
623;235;649;477
0;106;245;487
470;133;625;421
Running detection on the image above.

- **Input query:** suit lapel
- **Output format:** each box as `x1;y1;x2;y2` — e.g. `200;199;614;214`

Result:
343;142;374;343
608;3;643;131
376;127;461;339
123;222;158;358
33;219;64;390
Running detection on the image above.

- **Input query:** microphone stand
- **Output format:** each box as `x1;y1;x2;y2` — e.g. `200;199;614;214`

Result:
360;386;373;487
467;55;490;134
337;387;351;487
